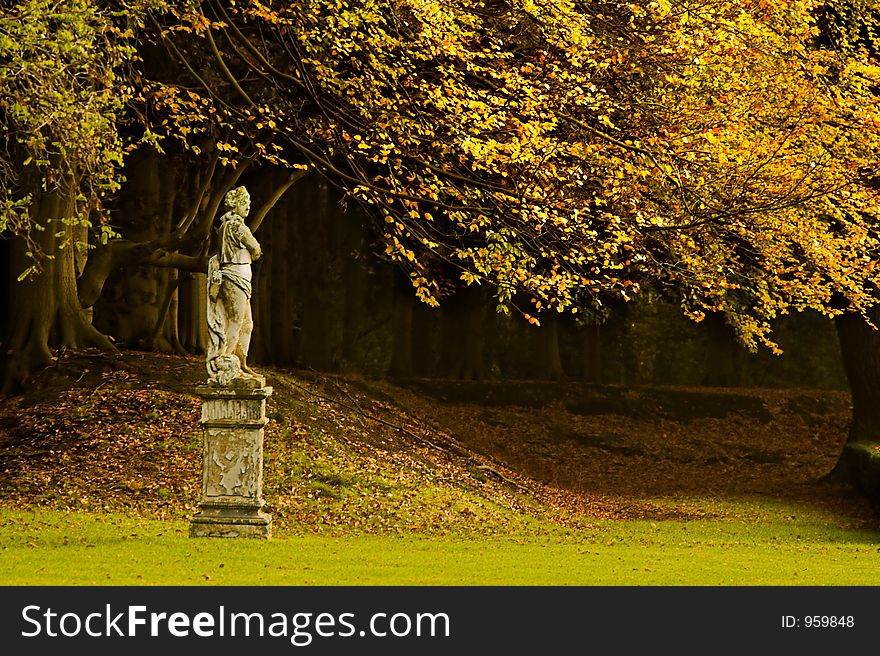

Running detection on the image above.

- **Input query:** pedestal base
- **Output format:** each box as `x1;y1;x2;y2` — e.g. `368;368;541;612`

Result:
189;380;273;539
189;508;272;539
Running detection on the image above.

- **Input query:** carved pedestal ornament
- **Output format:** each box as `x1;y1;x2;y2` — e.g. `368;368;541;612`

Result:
190;186;273;539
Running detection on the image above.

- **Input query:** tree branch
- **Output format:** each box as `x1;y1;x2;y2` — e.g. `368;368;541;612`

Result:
192;152;258;240
176;151;219;234
77;240;154;309
249;168;310;233
144;250;209;272
210;0;309;93
205;18;256;107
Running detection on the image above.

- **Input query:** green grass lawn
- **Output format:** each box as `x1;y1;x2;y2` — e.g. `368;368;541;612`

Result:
3;356;877;588
2;505;878;586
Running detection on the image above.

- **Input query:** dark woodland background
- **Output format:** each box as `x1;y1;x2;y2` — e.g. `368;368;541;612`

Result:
0;153;843;390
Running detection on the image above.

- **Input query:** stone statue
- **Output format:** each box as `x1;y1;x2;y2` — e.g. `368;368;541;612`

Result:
206;185;262;385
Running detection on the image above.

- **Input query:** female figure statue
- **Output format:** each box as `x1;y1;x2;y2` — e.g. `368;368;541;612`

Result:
206;186;262;385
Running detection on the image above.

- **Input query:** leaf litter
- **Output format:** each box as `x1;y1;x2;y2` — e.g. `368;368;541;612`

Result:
0;349;875;535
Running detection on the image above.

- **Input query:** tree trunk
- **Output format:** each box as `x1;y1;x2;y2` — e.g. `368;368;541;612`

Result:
2;182;114;393
250;199;273;366
604;301;636;384
702;312;741;387
389;271;414;377
296;180;335;371
94;150;171;348
440;285;486;380
582;320;602;383
150;272;186;353
269;203;297;365
178;272;208;354
829;307;880;479
411;300;438;376
341;216;369;370
535;312;566;380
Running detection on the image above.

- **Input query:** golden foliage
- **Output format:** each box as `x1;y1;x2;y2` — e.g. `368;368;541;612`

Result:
15;0;880;348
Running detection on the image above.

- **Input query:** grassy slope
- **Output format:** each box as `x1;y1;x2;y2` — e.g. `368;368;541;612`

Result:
0;350;878;585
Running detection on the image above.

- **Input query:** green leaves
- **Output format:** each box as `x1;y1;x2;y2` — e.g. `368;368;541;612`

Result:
0;0;132;260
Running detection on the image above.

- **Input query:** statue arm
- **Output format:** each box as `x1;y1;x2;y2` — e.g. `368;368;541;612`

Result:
238;223;262;260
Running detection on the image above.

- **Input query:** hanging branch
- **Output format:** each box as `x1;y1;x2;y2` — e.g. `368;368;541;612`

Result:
249;169;311;233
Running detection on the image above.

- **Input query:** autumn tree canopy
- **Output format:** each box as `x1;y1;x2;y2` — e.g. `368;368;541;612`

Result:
3;0;880;391
137;0;880;350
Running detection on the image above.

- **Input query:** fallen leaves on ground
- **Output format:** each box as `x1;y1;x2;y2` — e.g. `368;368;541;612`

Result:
0;350;875;534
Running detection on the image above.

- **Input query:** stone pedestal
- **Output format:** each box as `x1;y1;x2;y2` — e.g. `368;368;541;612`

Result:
189;378;273;539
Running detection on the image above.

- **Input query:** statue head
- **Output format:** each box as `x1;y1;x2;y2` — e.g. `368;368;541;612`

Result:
224;186;251;218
